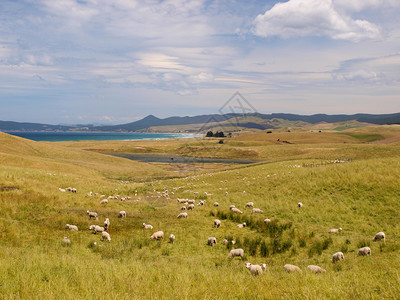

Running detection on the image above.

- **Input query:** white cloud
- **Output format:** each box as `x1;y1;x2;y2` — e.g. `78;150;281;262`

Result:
252;0;381;42
333;0;399;13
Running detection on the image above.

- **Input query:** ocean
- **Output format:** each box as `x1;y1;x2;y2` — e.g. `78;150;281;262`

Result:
4;131;196;142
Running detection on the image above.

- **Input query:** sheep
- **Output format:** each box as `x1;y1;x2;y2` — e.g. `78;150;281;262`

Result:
229;205;236;210
169;234;176;244
264;219;271;224
119;211;127;218
177;212;188;219
104;218;110;230
66;187;72;192
329;228;343;234
332;252;344;263
252;208;263;214
197;200;205;206
245;202;254;208
245;263;263;276
231;207;243;214
307;265;326;273
150;231;164;240
207;237;217;246
223;239;228;245
101;231;111;242
71;188;77;193
298;202;303;208
59;188;66;192
237;222;246;228
187;199;196;204
231;240;236;245
228;248;244;259
373;232;385;242
62;237;71;244
65;224;78;231
86;210;98;220
89;225;105;234
213;202;219;207
100;199;108;205
187;204;195;210
284;264;301;273
177;198;188;204
180;206;187;211
87;191;93;197
358;247;371;256
214;219;221;228
261;264;267;272
142;223;154;230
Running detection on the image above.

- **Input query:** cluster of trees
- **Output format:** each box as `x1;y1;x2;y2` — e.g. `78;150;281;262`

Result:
205;131;225;137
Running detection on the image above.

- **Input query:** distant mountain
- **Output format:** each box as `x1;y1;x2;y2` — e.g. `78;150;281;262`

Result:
1;112;400;132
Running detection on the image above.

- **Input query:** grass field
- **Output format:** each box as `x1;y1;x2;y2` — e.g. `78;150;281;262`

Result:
1;128;400;299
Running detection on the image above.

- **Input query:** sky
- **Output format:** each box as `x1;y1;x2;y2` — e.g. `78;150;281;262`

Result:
0;0;399;125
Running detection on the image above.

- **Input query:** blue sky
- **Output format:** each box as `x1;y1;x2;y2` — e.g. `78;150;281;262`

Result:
1;0;399;124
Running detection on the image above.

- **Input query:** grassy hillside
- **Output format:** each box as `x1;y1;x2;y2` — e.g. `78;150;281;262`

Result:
0;131;400;298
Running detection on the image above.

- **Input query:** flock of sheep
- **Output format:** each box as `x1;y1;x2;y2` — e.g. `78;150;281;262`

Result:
60;185;387;276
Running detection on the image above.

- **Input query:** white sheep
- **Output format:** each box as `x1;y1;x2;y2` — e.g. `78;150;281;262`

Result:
228;248;244;259
245;263;263;276
223;239;228;245
252;208;263;214
373;232;385;242
87;191;93;197
59;188;66;192
142;223;154;230
62;237;71;244
261;264;267;271
230;207;243;214
229;205;236;210
264;219;271;224
245;202;254;208
187;204;195;210
89;225;105;234
298;202;303;208
307;265;326;273
180;206;187;211
71;188;77;193
358;247;371;256
187;199;196;204
284;264;301;273
150;231;164;240
65;224;78;231
329;228;343;234
104;218;110;230
332;252;344;263
207;237;217;246
237;222;246;228
177;198;188;204
100;199;108;205
213;202;219;207
197;200;205;206
86;210;98;220
169;234;176;243
214;219;221;228
119;211;127;218
101;231;111;242
177;212;188;219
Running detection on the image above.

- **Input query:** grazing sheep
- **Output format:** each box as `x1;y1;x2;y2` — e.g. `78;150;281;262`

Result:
332;252;344;263
237;222;246;228
197;200;205;206
264;219;271;224
298;202;303;208
261;264;267;271
358;247;371;256
228;248;244;259
213;202;219;207
65;224;78;231
59;188;66;192
180;206;187;211
284;264;301;273
229;205;236;210
104;218;110;230
231;207;243;214
169;234;176;244
177;212;188;219
207;237;217;246
87;191;93;196
307;265;326;273
245;263;263;276
231;240;236;245
119;211;126;218
187;199;196;204
252;208;263;214
101;231;111;242
245;202;254;208
329;228;343;234
177;198;188;204
62;237;71;244
150;231;164;240
214;219;221;228
223;239;228;245
373;232;385;242
71;188;77;193
142;223;153;230
187;204;195;210
100;199;108;205
89;225;105;234
86;210;98;220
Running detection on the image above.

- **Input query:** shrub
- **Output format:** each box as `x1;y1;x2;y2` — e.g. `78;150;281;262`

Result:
357;240;371;248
